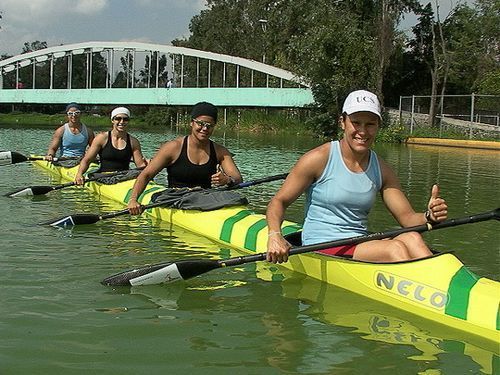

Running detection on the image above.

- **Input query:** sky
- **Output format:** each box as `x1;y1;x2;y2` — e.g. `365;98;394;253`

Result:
0;0;206;56
0;0;463;57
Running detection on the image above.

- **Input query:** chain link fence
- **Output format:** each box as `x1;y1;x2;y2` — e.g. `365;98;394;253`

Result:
397;94;499;139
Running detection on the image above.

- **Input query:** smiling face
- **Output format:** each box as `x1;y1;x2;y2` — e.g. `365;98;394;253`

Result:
66;107;82;125
112;113;130;131
191;115;216;140
341;111;380;153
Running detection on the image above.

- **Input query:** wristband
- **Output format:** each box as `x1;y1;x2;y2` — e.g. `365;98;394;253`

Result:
268;230;281;237
425;210;438;224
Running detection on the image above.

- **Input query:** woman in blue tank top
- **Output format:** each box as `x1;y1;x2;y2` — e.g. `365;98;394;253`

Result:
266;90;448;263
127;101;242;216
74;107;147;185
45;102;95;161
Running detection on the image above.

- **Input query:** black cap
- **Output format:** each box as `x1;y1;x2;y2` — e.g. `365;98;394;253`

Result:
191;102;217;123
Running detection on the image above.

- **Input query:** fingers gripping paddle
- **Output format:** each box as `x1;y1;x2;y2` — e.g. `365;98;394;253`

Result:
5;167;145;197
42;173;289;227
0;151;76;166
101;208;499;286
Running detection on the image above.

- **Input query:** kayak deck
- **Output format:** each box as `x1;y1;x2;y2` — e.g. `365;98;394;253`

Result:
32;159;500;345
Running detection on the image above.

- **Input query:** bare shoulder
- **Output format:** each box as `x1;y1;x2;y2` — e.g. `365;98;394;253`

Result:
294;142;331;178
300;142;330;165
155;136;183;158
93;131;108;145
54;124;66;136
213;142;232;156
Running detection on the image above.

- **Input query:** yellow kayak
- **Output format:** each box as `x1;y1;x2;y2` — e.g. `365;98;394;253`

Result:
31;159;500;345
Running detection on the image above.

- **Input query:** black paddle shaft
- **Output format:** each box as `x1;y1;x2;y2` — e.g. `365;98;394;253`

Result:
101;208;499;286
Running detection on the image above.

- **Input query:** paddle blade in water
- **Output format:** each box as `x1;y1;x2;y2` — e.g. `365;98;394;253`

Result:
0;151;28;166
41;214;101;227
102;262;174;286
102;259;221;286
6;185;54;197
5;187;34;197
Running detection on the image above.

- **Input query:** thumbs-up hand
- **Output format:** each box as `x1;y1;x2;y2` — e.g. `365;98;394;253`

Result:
426;184;448;223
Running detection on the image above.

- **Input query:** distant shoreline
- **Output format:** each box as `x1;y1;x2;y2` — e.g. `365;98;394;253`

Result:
406;137;499;150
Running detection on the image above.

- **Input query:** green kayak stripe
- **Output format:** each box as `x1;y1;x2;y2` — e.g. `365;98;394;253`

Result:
497;304;500;331
219;210;253;243
445;266;480;320
282;224;302;235
124;186;164;203
244;219;268;251
244;222;303;252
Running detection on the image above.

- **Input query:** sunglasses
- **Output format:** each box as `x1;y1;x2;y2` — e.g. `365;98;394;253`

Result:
67;111;81;116
193;119;215;129
113;116;130;122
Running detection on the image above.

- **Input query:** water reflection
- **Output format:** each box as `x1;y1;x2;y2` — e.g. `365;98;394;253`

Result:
122;268;498;374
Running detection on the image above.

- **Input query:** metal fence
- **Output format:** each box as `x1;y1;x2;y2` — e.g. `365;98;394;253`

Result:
398;94;499;138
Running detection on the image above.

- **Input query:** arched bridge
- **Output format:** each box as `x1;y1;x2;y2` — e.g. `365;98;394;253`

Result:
0;41;314;107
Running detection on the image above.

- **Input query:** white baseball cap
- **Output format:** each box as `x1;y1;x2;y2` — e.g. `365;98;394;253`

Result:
111;107;131;119
342;90;381;119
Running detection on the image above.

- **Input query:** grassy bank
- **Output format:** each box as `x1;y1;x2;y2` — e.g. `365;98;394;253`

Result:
0;110;497;143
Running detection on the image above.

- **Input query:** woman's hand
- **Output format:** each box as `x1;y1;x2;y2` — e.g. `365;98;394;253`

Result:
266;231;292;263
74;174;85;186
127;198;143;215
426;184;448;223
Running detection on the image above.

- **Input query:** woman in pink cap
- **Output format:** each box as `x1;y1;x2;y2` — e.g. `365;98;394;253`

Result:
74;107;147;185
266;89;448;263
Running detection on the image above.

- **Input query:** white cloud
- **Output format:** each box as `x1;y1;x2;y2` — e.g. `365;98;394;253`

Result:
2;0;108;21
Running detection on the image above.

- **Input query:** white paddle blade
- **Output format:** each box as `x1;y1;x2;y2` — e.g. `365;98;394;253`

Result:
0;151;13;166
129;264;183;286
8;188;34;197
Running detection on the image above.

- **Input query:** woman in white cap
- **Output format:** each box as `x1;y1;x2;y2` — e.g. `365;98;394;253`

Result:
127;101;242;215
45;102;95;161
74;107;147;185
266;89;448;264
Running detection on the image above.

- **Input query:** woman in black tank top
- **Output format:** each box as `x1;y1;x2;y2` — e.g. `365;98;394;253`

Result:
166;136;218;188
127;101;243;216
74;107;148;185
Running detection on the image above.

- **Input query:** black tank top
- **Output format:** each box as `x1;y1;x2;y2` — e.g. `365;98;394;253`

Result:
98;131;133;172
167;136;218;188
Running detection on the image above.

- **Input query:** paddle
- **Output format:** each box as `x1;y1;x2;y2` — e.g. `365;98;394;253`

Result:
101;208;499;286
5;167;145;197
0;151;77;166
42;173;288;227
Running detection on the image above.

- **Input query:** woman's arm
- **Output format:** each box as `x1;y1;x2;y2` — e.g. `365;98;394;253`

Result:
266;144;329;263
130;136;148;168
379;158;447;226
45;126;64;160
74;133;105;185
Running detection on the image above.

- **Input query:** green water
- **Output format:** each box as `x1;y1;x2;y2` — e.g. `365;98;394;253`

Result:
0;125;499;374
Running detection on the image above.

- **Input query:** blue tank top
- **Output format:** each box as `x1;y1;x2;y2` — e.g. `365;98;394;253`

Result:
302;140;382;245
60;123;89;157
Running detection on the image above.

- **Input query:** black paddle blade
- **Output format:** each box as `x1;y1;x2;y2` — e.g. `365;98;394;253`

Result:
40;213;101;227
102;259;221;286
0;151;27;166
6;185;54;197
494;208;500;220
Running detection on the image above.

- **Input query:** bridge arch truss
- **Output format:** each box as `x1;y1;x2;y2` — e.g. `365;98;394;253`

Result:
0;41;313;107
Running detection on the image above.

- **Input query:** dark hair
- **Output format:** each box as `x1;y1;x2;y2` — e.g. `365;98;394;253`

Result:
191;102;218;123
